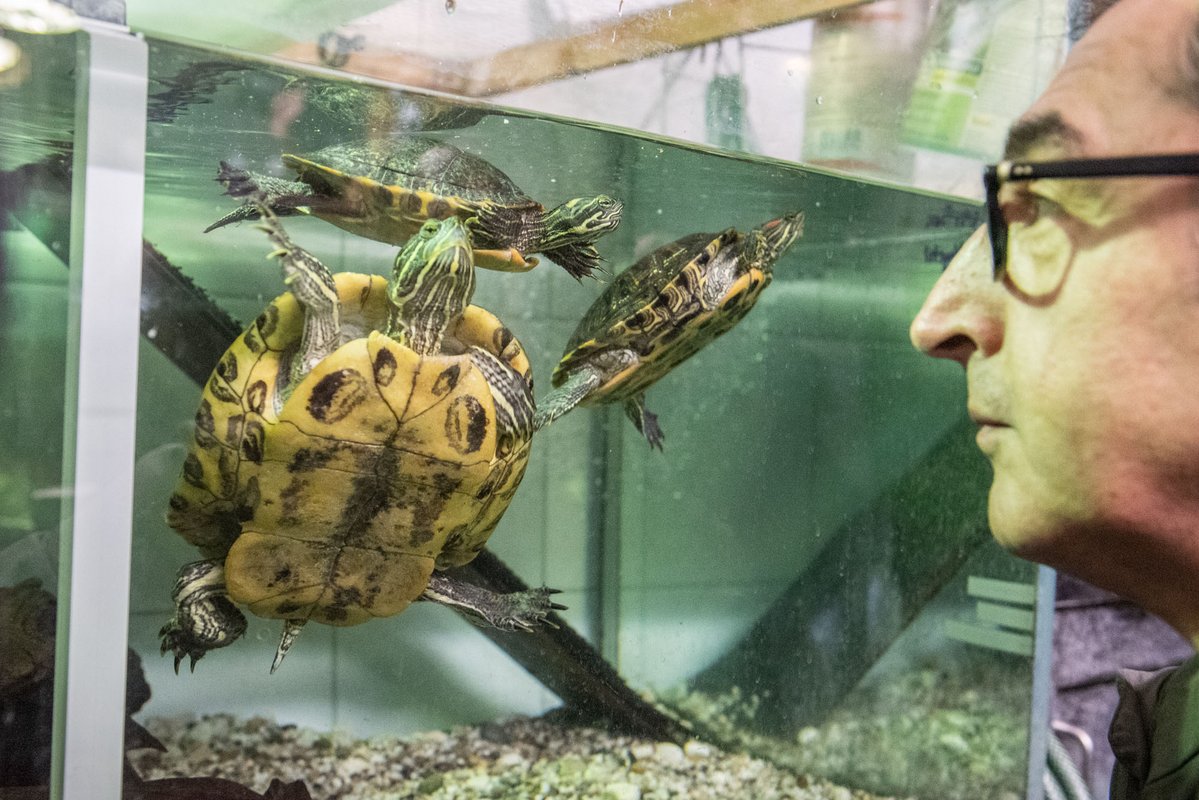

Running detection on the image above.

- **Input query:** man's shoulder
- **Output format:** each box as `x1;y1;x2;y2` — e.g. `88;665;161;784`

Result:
1109;653;1199;799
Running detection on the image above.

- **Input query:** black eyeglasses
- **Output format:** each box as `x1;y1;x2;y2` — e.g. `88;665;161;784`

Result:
983;153;1199;283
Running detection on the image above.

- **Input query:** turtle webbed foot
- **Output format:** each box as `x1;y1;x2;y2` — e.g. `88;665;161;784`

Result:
540;241;604;281
423;572;566;632
623;396;665;450
215;160;262;199
640;411;665;450
204;162;310;233
159;617;218;674
159;607;247;673
159;559;248;673
486;587;567;632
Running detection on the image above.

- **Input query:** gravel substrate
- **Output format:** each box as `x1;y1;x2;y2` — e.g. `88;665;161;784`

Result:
659;662;1029;800
130;713;906;800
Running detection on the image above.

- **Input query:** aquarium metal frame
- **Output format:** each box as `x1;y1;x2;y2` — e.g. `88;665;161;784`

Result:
1027;565;1057;800
51;19;148;800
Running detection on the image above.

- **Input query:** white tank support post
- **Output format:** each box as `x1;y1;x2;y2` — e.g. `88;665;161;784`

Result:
1027;565;1058;800
52;21;147;800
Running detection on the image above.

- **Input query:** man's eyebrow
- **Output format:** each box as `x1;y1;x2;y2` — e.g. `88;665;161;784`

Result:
1002;112;1085;160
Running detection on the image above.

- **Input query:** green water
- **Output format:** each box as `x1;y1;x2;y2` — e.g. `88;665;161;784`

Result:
0;30;1040;800
0;28;78;564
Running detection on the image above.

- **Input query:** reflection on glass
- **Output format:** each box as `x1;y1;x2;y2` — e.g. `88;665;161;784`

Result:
0;22;77;793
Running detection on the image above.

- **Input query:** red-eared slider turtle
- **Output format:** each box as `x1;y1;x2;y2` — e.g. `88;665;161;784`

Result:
206;135;623;280
534;212;804;449
162;203;560;673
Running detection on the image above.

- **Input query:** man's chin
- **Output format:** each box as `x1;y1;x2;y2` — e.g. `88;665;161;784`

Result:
987;491;1062;560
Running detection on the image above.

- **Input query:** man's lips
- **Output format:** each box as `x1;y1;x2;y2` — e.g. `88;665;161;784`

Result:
969;410;1008;427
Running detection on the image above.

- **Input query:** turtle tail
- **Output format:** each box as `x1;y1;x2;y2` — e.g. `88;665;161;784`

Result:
204;161;310;233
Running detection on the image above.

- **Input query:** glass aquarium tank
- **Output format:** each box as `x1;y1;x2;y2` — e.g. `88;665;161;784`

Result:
0;1;1068;798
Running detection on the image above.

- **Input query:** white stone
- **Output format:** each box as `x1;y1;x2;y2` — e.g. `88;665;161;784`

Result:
630;743;656;761
339;755;370;776
603;781;642;800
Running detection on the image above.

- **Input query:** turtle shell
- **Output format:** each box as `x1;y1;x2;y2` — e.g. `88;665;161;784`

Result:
552;229;769;404
282;136;541;244
167;272;532;627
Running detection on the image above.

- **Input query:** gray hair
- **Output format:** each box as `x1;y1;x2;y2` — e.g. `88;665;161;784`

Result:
1067;0;1123;41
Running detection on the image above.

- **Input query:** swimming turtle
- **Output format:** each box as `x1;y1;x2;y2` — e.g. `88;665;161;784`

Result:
162;202;561;673
534;212;804;448
206;135;623;280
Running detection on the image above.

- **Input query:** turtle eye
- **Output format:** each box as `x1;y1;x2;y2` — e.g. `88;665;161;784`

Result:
420;219;440;238
589;197;622;229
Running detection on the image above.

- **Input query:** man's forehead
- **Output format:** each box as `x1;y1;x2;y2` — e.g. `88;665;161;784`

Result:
1005;0;1196;159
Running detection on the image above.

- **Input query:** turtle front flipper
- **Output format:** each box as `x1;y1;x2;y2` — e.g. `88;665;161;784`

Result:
469;345;534;446
533;366;603;432
159;559;248;673
250;199;342;388
204;162;313;233
422;572;565;632
539;241;604;281
624;393;664;450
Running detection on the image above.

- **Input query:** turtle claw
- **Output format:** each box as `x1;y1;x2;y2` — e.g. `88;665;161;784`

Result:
206;162;311;233
159;559;248;674
489;585;566;632
159;618;212;675
215;160;257;197
624;398;665;450
539;237;609;281
641;411;665;451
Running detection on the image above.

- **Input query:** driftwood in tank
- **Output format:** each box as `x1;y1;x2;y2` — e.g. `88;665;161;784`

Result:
0;581;312;798
0;581;163;789
0;156;689;745
0;776;313;800
123;776;314;800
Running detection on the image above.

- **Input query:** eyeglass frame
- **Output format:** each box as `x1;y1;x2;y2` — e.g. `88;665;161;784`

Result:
982;153;1199;280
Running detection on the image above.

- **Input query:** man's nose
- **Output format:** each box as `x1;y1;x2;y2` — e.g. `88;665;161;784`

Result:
909;225;1004;367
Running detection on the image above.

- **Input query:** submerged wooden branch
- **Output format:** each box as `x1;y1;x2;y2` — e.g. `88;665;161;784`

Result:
692;417;994;733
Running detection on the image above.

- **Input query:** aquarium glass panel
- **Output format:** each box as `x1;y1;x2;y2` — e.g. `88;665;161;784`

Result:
118;35;1047;800
0;25;81;792
126;0;1070;195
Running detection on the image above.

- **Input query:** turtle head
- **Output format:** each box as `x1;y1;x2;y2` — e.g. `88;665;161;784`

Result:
541;195;624;250
387;217;476;354
745;210;804;271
